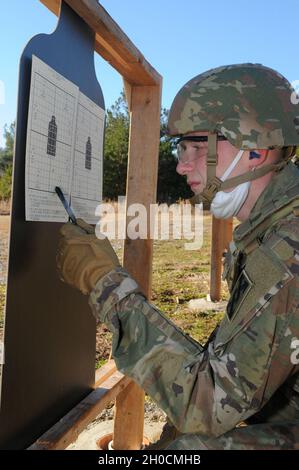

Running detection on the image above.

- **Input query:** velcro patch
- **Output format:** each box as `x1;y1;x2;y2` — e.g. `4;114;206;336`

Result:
272;238;294;261
226;270;252;321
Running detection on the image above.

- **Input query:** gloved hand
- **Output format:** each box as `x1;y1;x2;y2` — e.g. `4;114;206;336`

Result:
57;218;121;295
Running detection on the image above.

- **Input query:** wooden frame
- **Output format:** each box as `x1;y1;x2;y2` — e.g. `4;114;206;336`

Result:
29;0;162;450
40;0;161;86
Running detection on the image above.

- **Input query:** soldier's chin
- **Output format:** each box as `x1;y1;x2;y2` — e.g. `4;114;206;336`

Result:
190;183;201;193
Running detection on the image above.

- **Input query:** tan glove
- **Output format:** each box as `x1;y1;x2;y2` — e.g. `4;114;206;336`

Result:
57;218;121;295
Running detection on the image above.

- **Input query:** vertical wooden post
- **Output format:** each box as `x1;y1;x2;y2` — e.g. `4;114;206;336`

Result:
210;217;234;301
112;83;161;450
210;216;225;301
224;218;233;250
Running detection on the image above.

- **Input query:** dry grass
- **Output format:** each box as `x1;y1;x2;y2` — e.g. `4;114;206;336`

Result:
150;215;227;344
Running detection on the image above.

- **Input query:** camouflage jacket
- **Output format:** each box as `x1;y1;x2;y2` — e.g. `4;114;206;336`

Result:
89;162;299;443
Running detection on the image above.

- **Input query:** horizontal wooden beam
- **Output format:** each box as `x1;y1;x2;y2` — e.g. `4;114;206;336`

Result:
28;370;130;450
39;0;162;86
94;359;116;387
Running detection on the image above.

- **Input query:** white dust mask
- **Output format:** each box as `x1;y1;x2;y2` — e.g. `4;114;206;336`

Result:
210;150;250;219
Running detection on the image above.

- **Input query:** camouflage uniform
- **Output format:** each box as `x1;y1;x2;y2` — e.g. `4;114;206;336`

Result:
89;64;299;449
89;162;299;450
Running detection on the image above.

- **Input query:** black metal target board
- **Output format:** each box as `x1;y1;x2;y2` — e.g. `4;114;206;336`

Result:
0;1;105;449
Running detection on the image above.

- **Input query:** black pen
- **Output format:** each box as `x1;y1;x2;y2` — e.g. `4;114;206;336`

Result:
55;186;77;224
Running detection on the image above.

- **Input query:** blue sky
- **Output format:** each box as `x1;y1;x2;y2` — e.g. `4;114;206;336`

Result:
1;0;299;147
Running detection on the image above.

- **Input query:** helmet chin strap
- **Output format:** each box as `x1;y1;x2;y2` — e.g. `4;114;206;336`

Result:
190;134;288;207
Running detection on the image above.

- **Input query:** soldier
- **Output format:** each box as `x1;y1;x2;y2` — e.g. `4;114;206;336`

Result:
57;64;299;450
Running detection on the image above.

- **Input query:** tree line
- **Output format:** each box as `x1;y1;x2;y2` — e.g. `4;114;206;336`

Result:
0;92;191;203
0;122;14;200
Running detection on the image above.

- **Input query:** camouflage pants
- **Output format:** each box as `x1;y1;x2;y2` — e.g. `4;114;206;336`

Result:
165;421;299;450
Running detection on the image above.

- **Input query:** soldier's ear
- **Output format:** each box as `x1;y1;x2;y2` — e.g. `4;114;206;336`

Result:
249;149;269;168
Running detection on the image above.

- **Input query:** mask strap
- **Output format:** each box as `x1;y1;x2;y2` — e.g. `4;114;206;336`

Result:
221;150;244;181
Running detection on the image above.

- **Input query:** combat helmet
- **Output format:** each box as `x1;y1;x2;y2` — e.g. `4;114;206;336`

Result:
167;63;299;205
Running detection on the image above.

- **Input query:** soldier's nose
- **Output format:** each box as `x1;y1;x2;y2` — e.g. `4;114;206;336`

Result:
176;160;193;175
